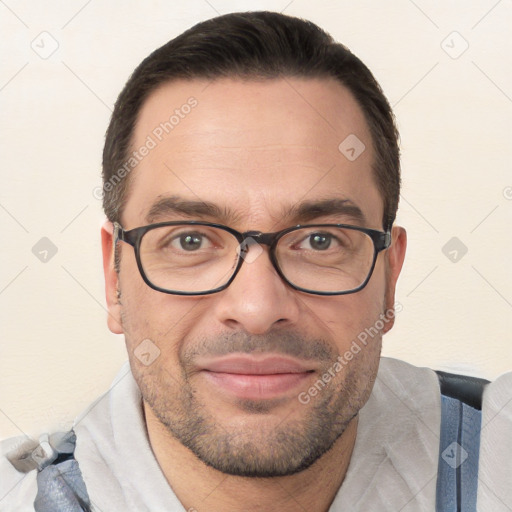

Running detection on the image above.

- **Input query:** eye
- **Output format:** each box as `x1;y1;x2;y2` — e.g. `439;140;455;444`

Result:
299;232;338;251
310;233;332;250
170;232;211;251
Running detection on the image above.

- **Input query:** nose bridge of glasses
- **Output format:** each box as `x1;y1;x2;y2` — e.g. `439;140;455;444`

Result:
241;231;276;247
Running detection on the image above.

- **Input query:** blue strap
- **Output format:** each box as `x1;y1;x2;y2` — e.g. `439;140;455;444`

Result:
34;459;91;512
33;430;91;512
436;395;482;511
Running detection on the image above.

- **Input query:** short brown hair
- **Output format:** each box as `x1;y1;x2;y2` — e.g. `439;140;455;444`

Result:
102;11;400;230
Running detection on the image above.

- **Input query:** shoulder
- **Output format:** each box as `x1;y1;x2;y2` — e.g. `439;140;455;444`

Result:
368;357;442;434
0;435;39;511
376;356;441;399
0;430;89;512
478;370;512;509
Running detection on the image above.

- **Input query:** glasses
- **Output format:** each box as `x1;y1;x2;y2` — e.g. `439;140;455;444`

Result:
114;221;391;296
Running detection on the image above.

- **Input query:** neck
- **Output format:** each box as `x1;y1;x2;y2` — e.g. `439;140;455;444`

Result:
144;402;358;512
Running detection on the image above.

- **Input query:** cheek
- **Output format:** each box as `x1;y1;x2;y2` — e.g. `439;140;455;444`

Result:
303;280;386;350
119;275;213;377
118;252;176;335
118;268;180;353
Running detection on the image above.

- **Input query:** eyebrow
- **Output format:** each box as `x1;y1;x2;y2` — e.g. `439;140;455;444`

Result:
145;195;366;227
145;196;242;224
284;198;366;226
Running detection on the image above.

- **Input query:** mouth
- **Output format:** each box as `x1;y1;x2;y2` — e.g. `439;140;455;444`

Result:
197;355;316;400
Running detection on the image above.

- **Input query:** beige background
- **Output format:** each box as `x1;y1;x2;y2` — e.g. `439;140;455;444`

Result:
1;0;511;440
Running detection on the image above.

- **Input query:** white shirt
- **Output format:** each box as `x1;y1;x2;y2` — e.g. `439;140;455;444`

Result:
1;357;510;511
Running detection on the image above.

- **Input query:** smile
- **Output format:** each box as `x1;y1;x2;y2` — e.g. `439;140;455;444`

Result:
198;355;316;400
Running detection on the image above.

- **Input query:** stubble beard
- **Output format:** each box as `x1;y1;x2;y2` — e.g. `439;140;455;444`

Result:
128;328;381;478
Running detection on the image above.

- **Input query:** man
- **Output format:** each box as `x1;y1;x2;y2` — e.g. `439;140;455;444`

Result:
1;11;510;512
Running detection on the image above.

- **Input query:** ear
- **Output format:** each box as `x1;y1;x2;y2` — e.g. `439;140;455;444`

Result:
382;225;407;334
101;221;124;334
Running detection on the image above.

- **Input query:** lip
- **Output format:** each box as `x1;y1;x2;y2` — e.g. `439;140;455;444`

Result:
197;355;315;400
198;355;315;374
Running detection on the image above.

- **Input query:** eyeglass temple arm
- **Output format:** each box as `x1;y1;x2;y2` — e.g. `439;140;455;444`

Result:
113;222;129;251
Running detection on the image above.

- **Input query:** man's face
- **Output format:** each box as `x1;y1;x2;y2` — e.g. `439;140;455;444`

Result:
102;77;405;477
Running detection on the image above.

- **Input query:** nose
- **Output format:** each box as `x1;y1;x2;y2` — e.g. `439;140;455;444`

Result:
213;244;301;335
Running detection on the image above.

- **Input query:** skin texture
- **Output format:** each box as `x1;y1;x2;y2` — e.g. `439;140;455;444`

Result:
101;77;407;512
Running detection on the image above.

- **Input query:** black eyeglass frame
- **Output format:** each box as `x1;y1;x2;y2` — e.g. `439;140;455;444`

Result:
113;221;392;296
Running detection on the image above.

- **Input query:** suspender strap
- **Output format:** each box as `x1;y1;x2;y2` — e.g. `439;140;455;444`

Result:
435;395;482;511
32;430;91;512
35;459;91;512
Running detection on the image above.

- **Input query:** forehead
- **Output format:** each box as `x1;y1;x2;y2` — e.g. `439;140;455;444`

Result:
125;77;383;229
